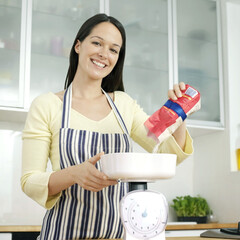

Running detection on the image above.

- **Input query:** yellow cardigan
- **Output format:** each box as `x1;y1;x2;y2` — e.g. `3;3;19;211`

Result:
21;91;193;209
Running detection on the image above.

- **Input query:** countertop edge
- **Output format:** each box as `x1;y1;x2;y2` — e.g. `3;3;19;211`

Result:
0;223;237;232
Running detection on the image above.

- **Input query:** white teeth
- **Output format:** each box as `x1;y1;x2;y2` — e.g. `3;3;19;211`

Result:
92;60;105;68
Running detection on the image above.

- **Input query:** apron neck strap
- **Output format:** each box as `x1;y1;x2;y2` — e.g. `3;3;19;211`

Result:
101;88;129;135
61;83;72;128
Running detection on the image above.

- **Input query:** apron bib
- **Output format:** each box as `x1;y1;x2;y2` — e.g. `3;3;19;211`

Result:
39;84;132;240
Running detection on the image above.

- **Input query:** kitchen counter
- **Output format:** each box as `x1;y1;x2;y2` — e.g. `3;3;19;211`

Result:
165;223;239;239
0;223;237;232
0;223;238;239
166;222;238;230
167;238;224;240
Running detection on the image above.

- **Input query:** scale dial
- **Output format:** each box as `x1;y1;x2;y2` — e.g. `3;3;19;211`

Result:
120;190;168;239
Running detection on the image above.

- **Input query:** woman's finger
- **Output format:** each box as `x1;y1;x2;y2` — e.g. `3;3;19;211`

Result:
75;161;117;191
88;152;104;165
80;177;117;192
168;89;177;100
85;165;117;186
179;82;186;90
173;84;182;98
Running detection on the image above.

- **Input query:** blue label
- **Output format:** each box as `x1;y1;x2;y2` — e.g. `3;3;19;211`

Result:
164;99;187;121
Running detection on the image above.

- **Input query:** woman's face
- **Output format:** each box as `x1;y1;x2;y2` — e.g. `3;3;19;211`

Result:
75;22;122;81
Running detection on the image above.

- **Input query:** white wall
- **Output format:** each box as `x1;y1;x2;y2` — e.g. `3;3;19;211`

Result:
193;131;240;222
0;122;46;225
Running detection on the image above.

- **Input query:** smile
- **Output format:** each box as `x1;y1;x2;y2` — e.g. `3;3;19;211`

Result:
92;60;106;68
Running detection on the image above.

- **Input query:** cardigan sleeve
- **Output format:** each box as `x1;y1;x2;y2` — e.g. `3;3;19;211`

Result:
21;94;61;209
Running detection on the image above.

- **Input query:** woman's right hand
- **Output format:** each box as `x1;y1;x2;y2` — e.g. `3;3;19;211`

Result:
68;152;118;192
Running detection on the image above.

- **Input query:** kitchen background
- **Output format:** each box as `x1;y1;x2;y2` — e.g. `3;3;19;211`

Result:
0;0;240;226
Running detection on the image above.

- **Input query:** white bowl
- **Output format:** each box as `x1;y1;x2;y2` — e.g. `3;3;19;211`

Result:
99;152;177;182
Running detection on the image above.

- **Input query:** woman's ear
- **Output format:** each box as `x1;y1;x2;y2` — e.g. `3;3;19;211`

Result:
74;40;81;54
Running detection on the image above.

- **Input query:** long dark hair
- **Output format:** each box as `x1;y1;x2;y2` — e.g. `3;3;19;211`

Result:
64;13;126;92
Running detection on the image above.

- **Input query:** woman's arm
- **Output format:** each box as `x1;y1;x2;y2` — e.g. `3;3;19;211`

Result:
120;83;193;163
172;120;186;151
48;152;117;196
21;138;60;209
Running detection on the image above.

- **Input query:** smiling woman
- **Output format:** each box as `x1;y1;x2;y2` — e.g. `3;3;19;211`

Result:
64;14;126;93
74;22;122;83
21;13;193;240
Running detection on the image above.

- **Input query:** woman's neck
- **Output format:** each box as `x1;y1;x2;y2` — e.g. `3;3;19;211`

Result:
71;77;103;100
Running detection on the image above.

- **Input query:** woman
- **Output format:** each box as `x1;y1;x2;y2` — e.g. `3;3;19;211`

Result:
21;13;193;239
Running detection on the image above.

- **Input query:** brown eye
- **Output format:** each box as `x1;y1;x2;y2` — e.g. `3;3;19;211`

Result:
110;48;118;54
92;41;101;46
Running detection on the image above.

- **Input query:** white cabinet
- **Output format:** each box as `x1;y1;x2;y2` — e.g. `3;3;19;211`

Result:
175;0;224;128
166;229;206;237
0;233;11;240
0;1;24;107
0;0;100;111
0;0;224;133
30;0;100;103
109;0;224;131
110;0;170;114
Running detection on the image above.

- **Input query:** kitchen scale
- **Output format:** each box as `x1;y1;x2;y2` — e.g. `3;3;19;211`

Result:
120;182;168;240
100;153;177;240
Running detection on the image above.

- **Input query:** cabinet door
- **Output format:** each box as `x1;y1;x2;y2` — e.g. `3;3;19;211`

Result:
29;0;100;105
109;0;169;115
0;1;23;107
176;0;223;125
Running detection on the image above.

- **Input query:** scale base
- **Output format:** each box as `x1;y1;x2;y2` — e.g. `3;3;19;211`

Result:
124;230;166;240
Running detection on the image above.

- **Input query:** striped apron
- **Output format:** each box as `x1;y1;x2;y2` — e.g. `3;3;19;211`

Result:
39;84;132;240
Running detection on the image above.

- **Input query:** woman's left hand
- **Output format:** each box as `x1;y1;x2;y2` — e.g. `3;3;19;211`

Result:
168;82;186;101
